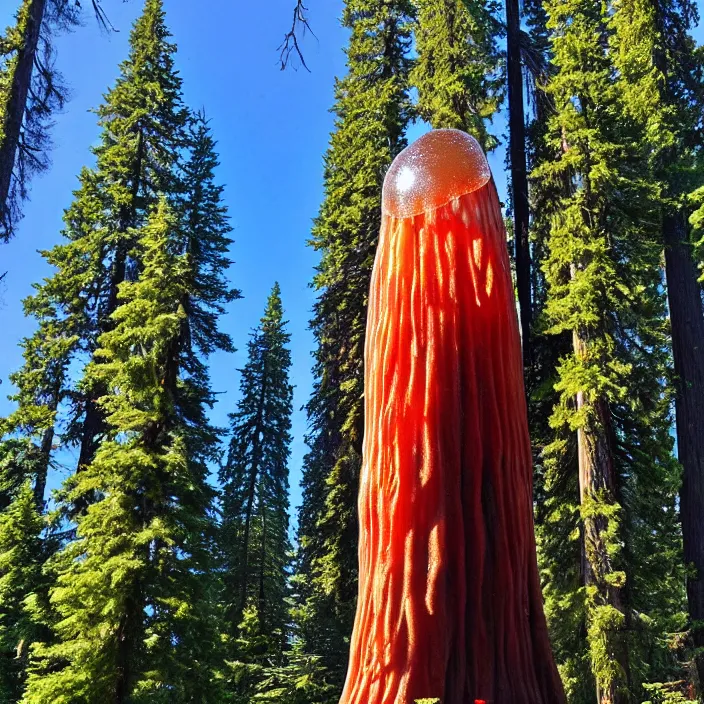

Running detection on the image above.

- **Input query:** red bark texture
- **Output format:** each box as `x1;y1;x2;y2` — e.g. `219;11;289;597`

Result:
339;130;565;704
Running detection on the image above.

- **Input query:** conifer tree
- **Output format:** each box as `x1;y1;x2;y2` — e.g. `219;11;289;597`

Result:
0;481;47;702
611;0;704;690
220;283;293;653
296;0;413;688
22;200;226;704
4;0;190;497
535;1;687;701
521;1;594;696
1;298;78;511
410;0;502;151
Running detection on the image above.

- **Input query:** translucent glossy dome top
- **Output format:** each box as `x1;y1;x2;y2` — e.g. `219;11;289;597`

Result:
382;129;491;219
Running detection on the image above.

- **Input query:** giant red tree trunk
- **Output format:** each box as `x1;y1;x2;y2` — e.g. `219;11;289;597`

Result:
340;130;564;704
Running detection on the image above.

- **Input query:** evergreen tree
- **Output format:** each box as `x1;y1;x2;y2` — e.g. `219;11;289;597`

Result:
220;284;293;667
0;481;47;702
4;0;190;499
410;0;502;152
0;0;73;240
523;1;594;697
296;0;413;688
22;200;226;704
2;295;78;511
535;1;687;701
178;111;239;362
611;0;704;691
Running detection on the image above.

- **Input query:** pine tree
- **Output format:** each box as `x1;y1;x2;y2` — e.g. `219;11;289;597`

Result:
296;0;413;688
178;111;239;361
220;283;293;675
522;1;594;697
22;200;226;704
2;296;78;511
4;0;190;502
410;0;502;151
610;0;704;691
535;1;687;701
0;480;48;702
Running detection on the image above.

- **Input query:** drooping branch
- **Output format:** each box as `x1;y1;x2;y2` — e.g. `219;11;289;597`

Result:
278;0;313;71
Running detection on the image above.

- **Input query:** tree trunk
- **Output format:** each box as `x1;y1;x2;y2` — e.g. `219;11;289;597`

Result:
505;0;532;364
573;348;630;704
663;210;704;693
0;0;47;240
114;582;141;704
258;499;267;629
33;424;54;511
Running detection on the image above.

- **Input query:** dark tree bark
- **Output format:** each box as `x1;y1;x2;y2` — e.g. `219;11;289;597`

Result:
505;0;532;364
0;0;47;240
573;339;630;704
663;211;704;691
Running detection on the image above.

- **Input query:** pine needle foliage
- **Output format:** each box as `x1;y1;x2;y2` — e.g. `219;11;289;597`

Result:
0;0;79;240
22;200;225;704
220;283;293;655
0;481;48;702
410;0;502;151
534;0;688;699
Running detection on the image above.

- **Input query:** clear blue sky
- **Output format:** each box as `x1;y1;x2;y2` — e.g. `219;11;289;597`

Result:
0;1;701;525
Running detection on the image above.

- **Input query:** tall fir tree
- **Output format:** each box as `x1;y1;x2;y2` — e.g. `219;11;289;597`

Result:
0;481;48;702
535;1;687;701
610;0;704;691
410;0;502;152
296;0;413;689
522;0;593;697
220;283;293;661
68;0;189;476
1;0;190;513
0;0;73;240
21;199;228;704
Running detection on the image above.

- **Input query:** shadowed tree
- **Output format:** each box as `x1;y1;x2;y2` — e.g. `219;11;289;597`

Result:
220;283;294;701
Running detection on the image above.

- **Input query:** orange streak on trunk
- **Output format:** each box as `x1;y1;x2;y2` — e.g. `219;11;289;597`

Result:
339;131;565;704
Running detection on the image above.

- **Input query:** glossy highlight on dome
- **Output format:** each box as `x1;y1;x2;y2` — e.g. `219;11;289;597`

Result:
382;129;491;218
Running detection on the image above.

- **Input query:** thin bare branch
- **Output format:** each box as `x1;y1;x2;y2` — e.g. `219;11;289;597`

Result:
278;0;313;72
90;0;118;33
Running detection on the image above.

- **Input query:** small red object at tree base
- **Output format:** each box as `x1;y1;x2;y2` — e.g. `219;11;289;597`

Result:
338;130;566;704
